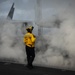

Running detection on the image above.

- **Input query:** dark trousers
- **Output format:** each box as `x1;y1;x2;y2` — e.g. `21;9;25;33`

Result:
26;45;35;66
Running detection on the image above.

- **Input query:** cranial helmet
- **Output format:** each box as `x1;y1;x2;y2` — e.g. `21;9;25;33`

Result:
26;26;34;30
26;26;34;32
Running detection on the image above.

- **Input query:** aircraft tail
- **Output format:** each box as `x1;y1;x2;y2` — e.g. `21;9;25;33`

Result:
7;3;15;20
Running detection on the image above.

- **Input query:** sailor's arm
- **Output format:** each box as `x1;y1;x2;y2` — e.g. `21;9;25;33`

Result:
31;34;36;43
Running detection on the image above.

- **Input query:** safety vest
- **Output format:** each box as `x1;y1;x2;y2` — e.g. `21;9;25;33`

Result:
23;32;36;47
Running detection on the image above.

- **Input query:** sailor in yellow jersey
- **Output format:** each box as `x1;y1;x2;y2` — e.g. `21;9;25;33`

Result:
23;26;36;69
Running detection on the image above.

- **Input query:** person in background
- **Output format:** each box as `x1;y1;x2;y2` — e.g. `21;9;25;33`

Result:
23;26;36;69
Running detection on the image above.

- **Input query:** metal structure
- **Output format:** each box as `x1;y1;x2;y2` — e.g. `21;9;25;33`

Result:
35;0;43;36
7;3;15;20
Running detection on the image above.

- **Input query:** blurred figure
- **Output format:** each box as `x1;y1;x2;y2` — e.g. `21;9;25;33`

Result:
23;26;36;69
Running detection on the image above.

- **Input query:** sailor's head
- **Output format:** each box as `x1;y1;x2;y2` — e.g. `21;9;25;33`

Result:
26;26;34;33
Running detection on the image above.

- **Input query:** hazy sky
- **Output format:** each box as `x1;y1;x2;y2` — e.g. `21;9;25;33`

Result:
0;0;75;21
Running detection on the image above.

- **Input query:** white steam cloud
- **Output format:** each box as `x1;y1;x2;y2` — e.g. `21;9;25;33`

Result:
0;19;26;63
0;13;75;70
34;8;75;70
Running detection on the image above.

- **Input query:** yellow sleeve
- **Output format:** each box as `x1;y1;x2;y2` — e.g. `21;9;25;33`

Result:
23;34;27;43
31;34;36;43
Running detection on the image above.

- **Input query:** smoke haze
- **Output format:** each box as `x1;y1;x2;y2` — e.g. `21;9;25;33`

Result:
0;0;75;71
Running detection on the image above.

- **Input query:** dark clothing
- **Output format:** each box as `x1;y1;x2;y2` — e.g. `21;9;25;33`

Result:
26;45;35;67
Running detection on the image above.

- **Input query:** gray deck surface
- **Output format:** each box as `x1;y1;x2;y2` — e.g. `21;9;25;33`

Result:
0;62;75;75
